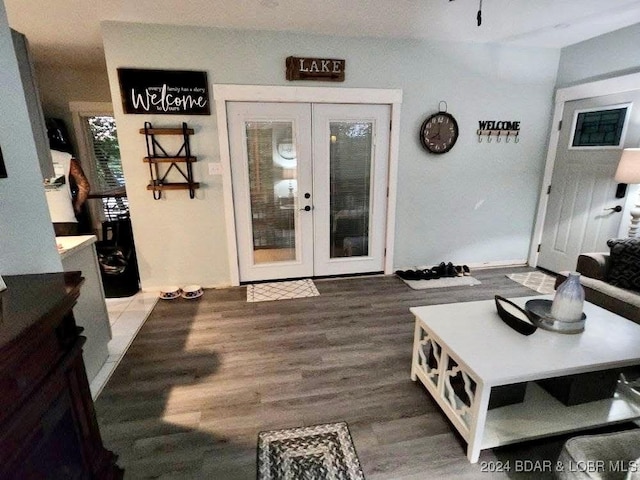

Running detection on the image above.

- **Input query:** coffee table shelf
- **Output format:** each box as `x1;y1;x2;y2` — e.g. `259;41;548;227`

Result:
482;382;640;449
410;296;640;463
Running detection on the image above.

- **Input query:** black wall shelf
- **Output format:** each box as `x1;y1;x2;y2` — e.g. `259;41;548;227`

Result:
141;122;199;199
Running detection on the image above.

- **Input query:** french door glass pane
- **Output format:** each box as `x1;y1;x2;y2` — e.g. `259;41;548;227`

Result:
329;122;372;258
245;121;297;264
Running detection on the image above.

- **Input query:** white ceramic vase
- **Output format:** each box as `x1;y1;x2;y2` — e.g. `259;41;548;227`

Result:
551;272;585;322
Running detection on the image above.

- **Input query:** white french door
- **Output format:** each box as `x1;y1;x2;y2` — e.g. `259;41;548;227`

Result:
228;102;390;282
228;102;314;281
312;104;390;276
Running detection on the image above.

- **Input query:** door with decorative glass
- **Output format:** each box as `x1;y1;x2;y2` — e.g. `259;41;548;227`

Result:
227;102;390;282
538;91;640;273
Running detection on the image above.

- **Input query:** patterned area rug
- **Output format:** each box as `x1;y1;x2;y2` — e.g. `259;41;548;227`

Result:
507;271;557;294
247;279;320;302
257;422;365;480
400;276;481;290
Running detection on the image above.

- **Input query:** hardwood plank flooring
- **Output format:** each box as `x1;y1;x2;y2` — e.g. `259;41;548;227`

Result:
95;267;586;479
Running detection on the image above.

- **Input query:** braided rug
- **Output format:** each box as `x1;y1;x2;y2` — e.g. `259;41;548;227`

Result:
257;422;365;480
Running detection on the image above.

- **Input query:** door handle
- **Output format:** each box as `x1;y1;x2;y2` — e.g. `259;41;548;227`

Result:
604;205;623;213
300;205;313;211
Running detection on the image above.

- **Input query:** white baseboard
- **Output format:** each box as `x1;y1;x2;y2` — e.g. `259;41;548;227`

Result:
466;260;529;269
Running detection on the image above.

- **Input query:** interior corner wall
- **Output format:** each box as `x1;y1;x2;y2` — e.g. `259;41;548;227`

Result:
0;0;61;275
556;23;640;88
35;63;113;154
101;21;560;289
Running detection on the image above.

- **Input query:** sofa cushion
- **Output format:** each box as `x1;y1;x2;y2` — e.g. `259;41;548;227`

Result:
557;429;640;480
606;238;640;292
581;275;640;307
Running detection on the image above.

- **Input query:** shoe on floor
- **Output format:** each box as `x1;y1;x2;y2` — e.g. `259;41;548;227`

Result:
463;265;471;276
396;269;421;280
432;262;446;277
419;268;439;280
446;262;457;277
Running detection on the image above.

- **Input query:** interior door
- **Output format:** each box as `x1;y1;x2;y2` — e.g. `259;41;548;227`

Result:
538;91;640;273
228;102;391;282
228;102;314;282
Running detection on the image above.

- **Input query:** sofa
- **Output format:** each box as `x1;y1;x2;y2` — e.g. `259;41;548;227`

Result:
553;239;640;479
556;429;640;480
555;239;640;325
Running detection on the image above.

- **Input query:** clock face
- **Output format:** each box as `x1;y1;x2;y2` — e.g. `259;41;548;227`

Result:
420;112;459;154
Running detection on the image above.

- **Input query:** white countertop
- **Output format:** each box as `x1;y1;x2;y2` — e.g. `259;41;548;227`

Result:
56;235;97;260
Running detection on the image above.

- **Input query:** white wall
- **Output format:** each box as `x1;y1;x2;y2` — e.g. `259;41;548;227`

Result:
102;22;560;288
0;1;61;275
556;23;640;88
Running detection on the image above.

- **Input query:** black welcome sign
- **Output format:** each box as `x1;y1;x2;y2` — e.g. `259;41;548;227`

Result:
117;68;210;115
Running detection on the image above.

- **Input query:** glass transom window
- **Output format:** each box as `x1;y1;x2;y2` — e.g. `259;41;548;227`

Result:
570;104;631;149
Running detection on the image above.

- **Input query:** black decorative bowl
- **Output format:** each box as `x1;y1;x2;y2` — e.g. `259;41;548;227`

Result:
494;295;538;336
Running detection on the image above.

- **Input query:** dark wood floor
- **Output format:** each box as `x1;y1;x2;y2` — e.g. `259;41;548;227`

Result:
95;267;576;479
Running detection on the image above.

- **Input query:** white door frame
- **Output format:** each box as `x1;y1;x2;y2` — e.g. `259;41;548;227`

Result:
213;84;403;286
529;72;640;267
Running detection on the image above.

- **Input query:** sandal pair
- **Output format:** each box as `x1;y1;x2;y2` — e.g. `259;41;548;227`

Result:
395;269;421;280
396;268;439;280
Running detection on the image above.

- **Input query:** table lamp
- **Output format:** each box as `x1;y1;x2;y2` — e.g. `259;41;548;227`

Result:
614;148;640;237
0;275;5;322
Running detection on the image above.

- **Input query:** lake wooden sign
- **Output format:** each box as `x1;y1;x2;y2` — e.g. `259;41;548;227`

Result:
117;68;210;115
286;56;345;82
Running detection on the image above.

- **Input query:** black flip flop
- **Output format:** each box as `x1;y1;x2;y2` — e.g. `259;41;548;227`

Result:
396;269;421;280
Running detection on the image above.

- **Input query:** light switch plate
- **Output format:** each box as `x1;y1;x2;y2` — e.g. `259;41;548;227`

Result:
208;163;223;175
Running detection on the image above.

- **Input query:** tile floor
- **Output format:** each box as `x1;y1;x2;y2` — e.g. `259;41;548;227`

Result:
89;291;158;399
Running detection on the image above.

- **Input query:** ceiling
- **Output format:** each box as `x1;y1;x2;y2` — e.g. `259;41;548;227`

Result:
5;0;640;69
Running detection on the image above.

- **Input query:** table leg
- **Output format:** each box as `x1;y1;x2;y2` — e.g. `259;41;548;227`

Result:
411;317;421;381
466;382;491;463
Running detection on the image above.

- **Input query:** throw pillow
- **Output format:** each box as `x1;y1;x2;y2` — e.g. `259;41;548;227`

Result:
607;238;640;292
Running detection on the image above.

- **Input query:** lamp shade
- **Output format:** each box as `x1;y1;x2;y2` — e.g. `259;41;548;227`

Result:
282;168;296;180
615;148;640;184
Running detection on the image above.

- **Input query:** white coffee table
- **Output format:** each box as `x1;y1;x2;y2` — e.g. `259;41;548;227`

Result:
410;296;640;463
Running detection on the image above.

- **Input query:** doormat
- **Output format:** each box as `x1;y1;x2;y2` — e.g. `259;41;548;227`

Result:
257;422;365;480
507;271;556;294
400;276;481;290
247;279;320;302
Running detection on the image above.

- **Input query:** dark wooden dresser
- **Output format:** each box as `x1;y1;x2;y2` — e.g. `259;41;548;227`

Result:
0;272;123;479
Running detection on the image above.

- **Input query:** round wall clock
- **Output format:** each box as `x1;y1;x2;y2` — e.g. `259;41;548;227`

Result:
420;111;459;154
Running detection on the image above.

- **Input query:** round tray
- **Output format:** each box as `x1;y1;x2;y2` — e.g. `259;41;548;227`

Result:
524;299;586;334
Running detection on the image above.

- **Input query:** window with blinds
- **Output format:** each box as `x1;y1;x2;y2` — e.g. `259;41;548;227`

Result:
84;116;128;220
